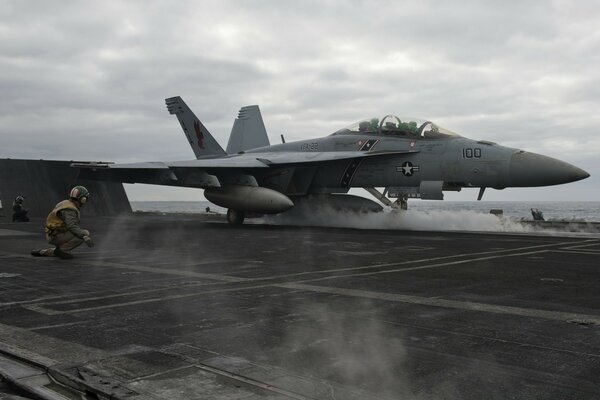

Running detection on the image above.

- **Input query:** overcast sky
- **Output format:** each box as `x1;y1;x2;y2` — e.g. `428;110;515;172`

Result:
1;1;598;202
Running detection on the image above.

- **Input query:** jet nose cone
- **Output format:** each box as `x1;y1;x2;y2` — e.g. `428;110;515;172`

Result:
509;151;590;187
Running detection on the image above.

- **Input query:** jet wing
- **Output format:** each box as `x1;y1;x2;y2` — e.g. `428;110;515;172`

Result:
72;149;418;170
72;149;418;188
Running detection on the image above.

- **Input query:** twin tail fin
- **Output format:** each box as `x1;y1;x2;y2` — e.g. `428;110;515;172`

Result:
226;105;270;154
165;96;226;159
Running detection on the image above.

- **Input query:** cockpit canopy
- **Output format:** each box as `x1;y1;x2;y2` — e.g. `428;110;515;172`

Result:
332;115;460;139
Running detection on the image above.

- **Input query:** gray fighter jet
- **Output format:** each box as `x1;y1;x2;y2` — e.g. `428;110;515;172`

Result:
74;97;590;224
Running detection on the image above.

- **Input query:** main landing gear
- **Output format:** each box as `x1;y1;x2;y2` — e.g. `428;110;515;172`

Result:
226;209;245;225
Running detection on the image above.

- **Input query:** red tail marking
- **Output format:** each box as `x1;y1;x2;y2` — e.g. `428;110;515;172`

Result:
193;120;205;149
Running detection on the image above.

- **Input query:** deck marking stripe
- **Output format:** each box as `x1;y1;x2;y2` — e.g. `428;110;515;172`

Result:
22;283;280;315
295;250;550;282
550;250;600;255
80;260;251;283
276;283;600;324
231;238;600;281
4;239;598;315
29;321;89;331
22;279;240;308
559;242;600;250
19;249;549;313
23;250;565;316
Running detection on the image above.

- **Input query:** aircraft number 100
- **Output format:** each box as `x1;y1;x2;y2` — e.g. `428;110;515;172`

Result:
462;148;482;158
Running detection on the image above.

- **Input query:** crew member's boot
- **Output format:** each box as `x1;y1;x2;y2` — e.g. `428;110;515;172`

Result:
54;247;74;259
31;247;73;259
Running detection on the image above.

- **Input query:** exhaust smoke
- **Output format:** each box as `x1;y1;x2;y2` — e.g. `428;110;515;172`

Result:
260;205;533;233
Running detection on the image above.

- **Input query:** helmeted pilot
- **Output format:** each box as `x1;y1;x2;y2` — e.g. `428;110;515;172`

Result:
31;186;94;259
12;195;29;222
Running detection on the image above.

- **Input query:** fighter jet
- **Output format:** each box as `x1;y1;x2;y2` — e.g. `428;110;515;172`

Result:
74;96;590;224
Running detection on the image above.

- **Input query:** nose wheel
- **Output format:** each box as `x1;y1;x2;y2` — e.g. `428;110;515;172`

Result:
393;196;408;210
226;209;245;225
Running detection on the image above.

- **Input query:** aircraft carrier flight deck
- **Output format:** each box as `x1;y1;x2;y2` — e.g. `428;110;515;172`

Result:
0;214;599;399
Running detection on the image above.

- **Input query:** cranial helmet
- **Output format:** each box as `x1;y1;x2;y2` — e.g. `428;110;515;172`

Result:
69;186;90;203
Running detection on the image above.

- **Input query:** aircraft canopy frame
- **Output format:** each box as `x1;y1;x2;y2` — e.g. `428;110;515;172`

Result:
332;115;460;139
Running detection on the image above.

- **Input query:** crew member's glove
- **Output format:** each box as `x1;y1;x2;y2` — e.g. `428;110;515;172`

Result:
83;235;94;248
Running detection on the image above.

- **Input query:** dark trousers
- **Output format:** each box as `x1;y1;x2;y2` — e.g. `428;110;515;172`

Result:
12;211;29;222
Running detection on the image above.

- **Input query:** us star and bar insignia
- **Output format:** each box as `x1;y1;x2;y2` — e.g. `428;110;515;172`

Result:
397;161;420;176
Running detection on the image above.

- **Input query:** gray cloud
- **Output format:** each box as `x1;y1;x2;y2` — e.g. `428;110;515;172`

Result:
0;0;598;200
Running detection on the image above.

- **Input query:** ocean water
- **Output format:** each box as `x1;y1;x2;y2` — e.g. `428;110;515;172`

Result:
131;200;600;222
131;201;228;215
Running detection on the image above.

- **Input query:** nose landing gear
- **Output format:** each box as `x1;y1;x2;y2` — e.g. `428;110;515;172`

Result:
364;187;408;210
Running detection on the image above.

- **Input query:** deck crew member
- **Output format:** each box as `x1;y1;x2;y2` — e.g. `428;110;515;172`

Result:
12;195;29;222
31;186;94;259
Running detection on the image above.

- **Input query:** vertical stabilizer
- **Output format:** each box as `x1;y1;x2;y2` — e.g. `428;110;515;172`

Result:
165;97;226;159
226;105;270;154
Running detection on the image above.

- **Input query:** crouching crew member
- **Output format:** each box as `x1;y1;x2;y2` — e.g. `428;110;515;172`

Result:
31;186;94;259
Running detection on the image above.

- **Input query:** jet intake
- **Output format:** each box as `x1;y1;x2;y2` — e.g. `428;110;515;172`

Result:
205;185;294;214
